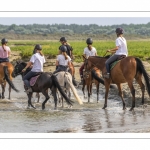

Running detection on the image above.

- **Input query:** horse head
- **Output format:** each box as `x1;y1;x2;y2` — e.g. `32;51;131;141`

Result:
12;61;27;77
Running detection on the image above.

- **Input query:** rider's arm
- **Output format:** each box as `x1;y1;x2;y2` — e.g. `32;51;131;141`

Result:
55;60;59;66
22;61;33;72
107;46;119;53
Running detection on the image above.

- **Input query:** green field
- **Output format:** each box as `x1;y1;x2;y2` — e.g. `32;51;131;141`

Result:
9;40;150;62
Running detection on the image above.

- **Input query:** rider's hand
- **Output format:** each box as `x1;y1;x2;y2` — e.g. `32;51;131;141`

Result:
22;68;26;72
107;50;110;52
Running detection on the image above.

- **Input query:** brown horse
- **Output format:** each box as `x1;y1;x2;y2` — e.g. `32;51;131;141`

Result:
0;62;19;99
84;56;150;111
82;65;101;103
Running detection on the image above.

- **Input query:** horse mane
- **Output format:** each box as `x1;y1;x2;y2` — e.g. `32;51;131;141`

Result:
90;55;110;59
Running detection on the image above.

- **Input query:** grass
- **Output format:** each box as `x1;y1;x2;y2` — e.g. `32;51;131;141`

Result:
9;40;150;62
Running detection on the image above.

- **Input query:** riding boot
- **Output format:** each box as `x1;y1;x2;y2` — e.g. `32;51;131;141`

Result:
25;87;32;94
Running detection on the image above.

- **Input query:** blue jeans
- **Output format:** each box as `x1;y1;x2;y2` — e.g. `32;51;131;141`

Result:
53;65;68;74
23;71;41;87
105;54;120;73
0;58;9;63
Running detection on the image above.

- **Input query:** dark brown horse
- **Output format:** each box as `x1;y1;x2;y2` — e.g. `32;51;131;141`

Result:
0;62;19;99
84;56;150;111
12;61;73;110
82;65;101;103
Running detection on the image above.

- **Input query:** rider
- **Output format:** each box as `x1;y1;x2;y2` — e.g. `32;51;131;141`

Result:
79;38;97;85
104;27;128;79
22;44;46;93
53;45;72;74
59;37;73;59
0;38;11;63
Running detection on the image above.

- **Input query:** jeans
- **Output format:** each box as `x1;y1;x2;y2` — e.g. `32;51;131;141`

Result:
105;54;120;73
23;71;41;87
0;58;9;63
53;65;68;74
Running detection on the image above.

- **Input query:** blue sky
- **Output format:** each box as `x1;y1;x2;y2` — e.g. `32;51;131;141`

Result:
0;17;150;26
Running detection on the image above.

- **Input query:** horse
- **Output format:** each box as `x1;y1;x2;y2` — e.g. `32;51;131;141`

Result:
54;71;83;107
0;62;19;99
82;65;101;103
84;56;150;111
12;61;74;110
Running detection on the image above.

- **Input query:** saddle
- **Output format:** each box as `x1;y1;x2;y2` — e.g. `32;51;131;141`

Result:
30;75;40;86
110;55;126;70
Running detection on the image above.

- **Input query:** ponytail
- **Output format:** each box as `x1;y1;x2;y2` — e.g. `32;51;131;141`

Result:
2;45;6;52
39;51;43;56
62;52;68;60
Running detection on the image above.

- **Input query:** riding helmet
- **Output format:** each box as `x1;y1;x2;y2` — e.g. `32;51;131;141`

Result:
115;27;123;34
1;38;8;44
60;37;67;42
60;45;67;52
34;44;42;50
86;38;93;44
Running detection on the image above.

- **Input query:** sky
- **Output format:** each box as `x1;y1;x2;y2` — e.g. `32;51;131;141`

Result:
0;17;150;26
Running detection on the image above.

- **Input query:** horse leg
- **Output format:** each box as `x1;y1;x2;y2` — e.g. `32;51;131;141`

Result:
87;84;91;103
96;81;100;103
36;92;40;103
8;85;11;99
102;81;110;109
82;79;86;98
116;83;126;110
41;91;50;110
127;81;135;111
135;74;145;105
1;82;6;99
51;87;58;110
27;93;36;109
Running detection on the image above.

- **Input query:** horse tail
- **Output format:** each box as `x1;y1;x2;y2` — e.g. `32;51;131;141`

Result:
72;77;78;86
65;73;83;105
3;66;19;92
51;74;74;106
135;57;150;96
91;69;117;89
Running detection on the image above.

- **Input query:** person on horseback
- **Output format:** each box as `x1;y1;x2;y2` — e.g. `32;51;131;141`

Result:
59;37;73;60
104;27;128;79
79;38;97;85
53;45;72;74
22;44;46;93
0;38;11;63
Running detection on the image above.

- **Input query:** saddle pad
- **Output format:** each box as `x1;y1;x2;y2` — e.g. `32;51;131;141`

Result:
110;60;120;70
30;75;40;86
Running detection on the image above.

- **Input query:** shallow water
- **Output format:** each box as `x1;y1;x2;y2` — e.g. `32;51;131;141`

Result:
0;75;150;133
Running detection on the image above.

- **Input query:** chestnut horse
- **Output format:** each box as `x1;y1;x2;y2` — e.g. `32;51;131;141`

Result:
84;56;150;111
0;62;19;99
82;65;101;103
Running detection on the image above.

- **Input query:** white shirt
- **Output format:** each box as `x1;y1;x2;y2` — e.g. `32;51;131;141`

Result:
115;37;128;56
30;53;46;72
83;47;97;57
57;54;71;66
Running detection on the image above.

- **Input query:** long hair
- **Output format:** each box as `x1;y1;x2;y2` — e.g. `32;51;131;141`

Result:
39;51;44;56
2;44;6;52
62;51;68;60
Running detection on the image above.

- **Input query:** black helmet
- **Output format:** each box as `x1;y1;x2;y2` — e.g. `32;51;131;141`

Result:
86;38;93;44
115;27;123;34
34;44;42;50
60;45;67;52
1;38;8;44
60;37;67;42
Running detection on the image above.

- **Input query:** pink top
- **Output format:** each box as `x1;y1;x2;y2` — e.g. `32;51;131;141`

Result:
0;46;11;58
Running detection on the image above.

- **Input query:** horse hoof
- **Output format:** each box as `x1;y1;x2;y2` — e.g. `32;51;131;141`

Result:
102;107;106;109
129;108;134;111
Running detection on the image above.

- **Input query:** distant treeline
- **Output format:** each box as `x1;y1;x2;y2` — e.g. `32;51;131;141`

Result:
1;23;150;40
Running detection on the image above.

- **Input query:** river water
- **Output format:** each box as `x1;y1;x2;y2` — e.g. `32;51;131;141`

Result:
0;75;150;133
